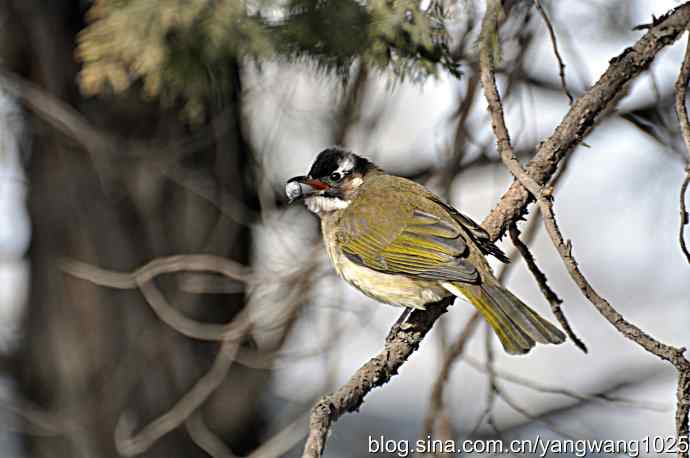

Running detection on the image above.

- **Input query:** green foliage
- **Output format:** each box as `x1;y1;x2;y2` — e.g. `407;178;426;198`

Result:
78;0;271;119
276;0;370;73
78;0;460;120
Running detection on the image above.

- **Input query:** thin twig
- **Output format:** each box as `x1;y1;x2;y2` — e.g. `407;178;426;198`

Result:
464;356;668;412
674;34;690;264
61;253;313;456
479;324;499;433
479;0;544;198
137;280;249;342
62;256;251;341
533;0;574;104
185;412;238;458
114;335;244;456
509;224;587;352
61;255;252;289
246;410;311;458
495;387;578;440
680;175;690;262
421;312;481;440
63;254;313;345
539;196;690;360
62;255;261;342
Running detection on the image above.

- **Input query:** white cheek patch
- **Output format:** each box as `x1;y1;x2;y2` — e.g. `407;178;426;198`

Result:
350;176;363;188
305;196;350;214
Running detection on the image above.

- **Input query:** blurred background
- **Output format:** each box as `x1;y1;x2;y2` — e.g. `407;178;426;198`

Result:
0;0;689;457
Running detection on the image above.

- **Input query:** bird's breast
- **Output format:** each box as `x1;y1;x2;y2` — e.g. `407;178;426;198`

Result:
320;216;450;309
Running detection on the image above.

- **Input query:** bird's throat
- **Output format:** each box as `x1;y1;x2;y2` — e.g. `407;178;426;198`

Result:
304;196;350;214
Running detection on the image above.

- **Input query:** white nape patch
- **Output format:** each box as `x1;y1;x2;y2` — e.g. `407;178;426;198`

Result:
350;176;363;188
304;196;350;214
338;155;355;173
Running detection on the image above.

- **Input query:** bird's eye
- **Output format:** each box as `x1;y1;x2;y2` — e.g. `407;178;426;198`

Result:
329;172;342;182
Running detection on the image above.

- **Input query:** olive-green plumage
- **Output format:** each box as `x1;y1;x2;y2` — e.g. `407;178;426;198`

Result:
288;148;565;355
321;174;565;355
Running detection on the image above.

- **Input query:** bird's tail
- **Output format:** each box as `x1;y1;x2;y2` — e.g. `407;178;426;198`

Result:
443;282;565;355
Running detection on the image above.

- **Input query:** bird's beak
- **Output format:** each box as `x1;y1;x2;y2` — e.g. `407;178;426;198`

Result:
285;176;330;203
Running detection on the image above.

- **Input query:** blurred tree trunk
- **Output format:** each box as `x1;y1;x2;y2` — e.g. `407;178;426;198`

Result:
6;1;267;457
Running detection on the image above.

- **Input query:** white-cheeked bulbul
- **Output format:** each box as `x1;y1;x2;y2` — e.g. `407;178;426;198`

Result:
286;147;565;354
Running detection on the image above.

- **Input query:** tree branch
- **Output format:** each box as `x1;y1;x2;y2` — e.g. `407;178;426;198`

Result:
464;355;667;412
533;0;574;104
508;224;587;353
480;0;688;366
674;34;690;263
479;2;690;456
185;409;238;458
0;68;223;160
482;1;690;240
114;336;244;457
61;255;252;341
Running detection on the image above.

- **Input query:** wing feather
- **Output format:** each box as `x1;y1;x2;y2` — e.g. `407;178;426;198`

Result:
427;196;510;262
339;201;480;283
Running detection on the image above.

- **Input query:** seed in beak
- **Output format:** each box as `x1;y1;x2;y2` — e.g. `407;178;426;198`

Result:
285;180;305;203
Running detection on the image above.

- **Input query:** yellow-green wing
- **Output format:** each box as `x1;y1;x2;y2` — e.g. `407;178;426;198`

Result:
338;206;480;283
427;195;510;263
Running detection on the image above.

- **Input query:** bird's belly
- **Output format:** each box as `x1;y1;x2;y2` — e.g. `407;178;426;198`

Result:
331;249;450;309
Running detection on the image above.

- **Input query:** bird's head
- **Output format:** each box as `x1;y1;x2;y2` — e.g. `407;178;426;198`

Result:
286;147;379;214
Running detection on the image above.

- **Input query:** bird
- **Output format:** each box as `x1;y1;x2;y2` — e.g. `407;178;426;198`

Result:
285;147;565;354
